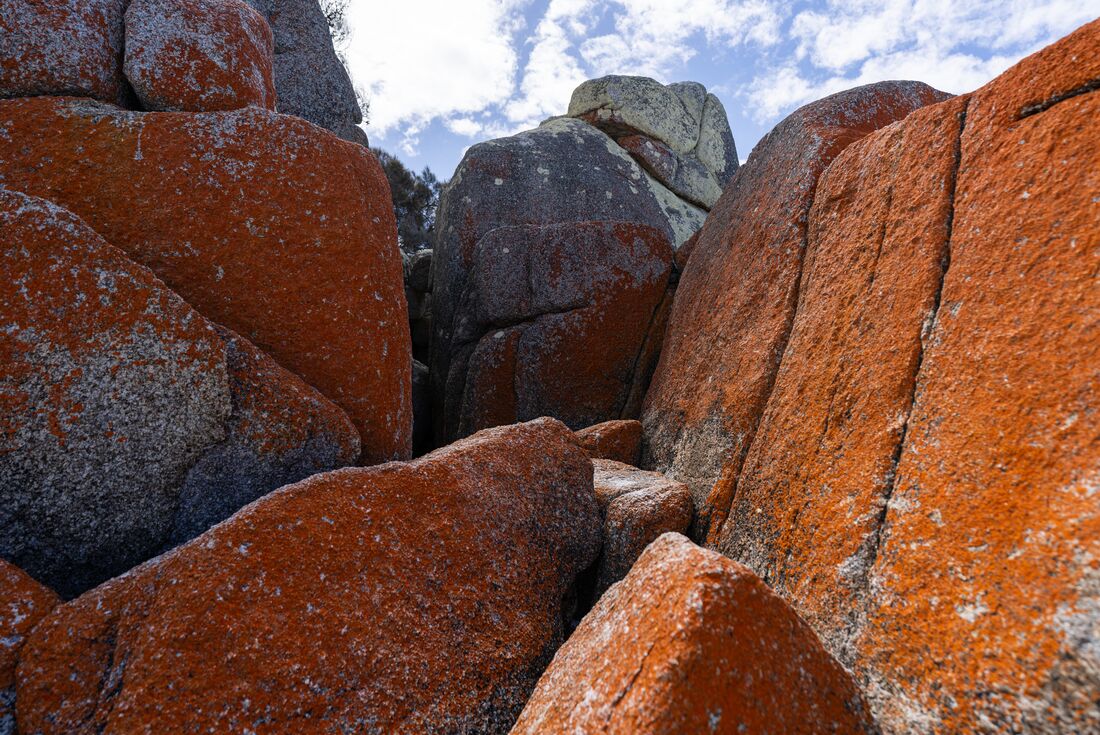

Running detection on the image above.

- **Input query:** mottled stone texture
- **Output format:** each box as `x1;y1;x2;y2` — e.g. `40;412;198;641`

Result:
436;221;671;443
17;419;600;735
640;81;950;540
714;96;969;661
576;420;643;465
124;0;276;112
244;0;367;144
591;460;692;596
852;20;1100;733
511;533;877;735
0;0;126;103
1;560;58;735
0;98;410;462
0;189;359;597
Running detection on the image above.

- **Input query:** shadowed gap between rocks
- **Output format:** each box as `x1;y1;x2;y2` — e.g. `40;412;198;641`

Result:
1019;76;1100;118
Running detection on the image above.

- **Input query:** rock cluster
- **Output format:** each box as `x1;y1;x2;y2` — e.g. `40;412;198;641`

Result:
0;6;1096;735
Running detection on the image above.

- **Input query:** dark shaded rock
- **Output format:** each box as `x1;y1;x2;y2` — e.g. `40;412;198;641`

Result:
411;358;432;456
0;188;359;597
18;418;600;735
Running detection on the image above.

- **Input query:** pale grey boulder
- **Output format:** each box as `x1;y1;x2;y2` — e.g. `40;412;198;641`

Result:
243;0;367;144
568;75;739;210
0;189;360;597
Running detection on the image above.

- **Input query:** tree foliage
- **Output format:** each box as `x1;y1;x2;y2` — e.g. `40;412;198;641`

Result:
372;148;445;253
319;0;350;48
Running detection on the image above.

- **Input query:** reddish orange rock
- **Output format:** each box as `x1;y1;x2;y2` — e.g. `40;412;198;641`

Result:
17;418;601;735
1;560;58;733
575;419;642;464
124;0;276;112
855;20;1100;734
713;96;969;660
0;97;410;462
591;460;692;596
0;0;126;103
511;533;877;735
1;188;359;597
640;81;950;540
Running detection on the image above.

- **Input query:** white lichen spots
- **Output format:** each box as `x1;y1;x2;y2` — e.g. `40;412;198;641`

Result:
494;331;506;339
1020;190;1030;199
494;178;504;185
237;543;251;555
955;596;990;623
215;265;224;282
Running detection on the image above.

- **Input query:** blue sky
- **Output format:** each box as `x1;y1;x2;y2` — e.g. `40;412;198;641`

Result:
343;1;1097;179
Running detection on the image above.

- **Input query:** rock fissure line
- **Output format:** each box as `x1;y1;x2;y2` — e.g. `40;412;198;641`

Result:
1019;77;1100;118
619;280;671;420
859;98;970;590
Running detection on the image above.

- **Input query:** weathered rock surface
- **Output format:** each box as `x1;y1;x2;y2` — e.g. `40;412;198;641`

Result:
568;76;738;209
244;0;367;144
511;533;877;734
591;460;692;596
17;418;600;734
124;0;276;112
640;81;951;540
0;98;410;461
435;220;672;443
713;96;968;661
0;188;360;597
0;0;126;103
851;22;1100;733
0;560;58;735
576;420;643;465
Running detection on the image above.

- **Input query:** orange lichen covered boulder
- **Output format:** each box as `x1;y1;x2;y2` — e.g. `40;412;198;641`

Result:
440;221;672;442
0;0;126;103
575;419;642;464
511;533;877;734
1;560;58;734
0;188;359;597
640;81;950;540
853;20;1100;733
591;460;692;596
713;96;969;658
124;0;276;112
0;98;410;462
17;418;601;734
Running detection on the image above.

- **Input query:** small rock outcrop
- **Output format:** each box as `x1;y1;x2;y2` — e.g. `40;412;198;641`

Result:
244;0;368;144
591;460;692;596
511;533;877;734
17;418;601;734
575;419;643;465
1;560;58;735
641;81;951;539
568;76;738;209
0;98;411;462
123;0;276;112
434;220;672;442
0;188;360;597
0;0;127;103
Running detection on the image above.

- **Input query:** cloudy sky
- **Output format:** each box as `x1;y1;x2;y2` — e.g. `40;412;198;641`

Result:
343;1;1096;178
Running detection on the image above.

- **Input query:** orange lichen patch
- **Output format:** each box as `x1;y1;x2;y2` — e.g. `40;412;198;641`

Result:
0;97;410;462
17;418;601;735
639;82;951;539
124;0;276;112
0;0;126;102
576;419;642;464
512;533;877;734
450;221;672;440
856;19;1100;733
712;96;968;659
1;560;59;690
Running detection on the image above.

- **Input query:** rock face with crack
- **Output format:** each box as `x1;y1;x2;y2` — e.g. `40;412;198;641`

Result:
433;220;672;443
511;533;877;735
0;188;360;597
575;420;643;465
640;81;951;539
568;76;738;209
123;0;276;112
16;418;601;735
0;98;410;462
244;0;367;144
0;560;58;735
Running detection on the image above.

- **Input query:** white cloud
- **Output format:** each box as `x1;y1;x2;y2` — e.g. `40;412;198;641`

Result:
344;0;529;152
